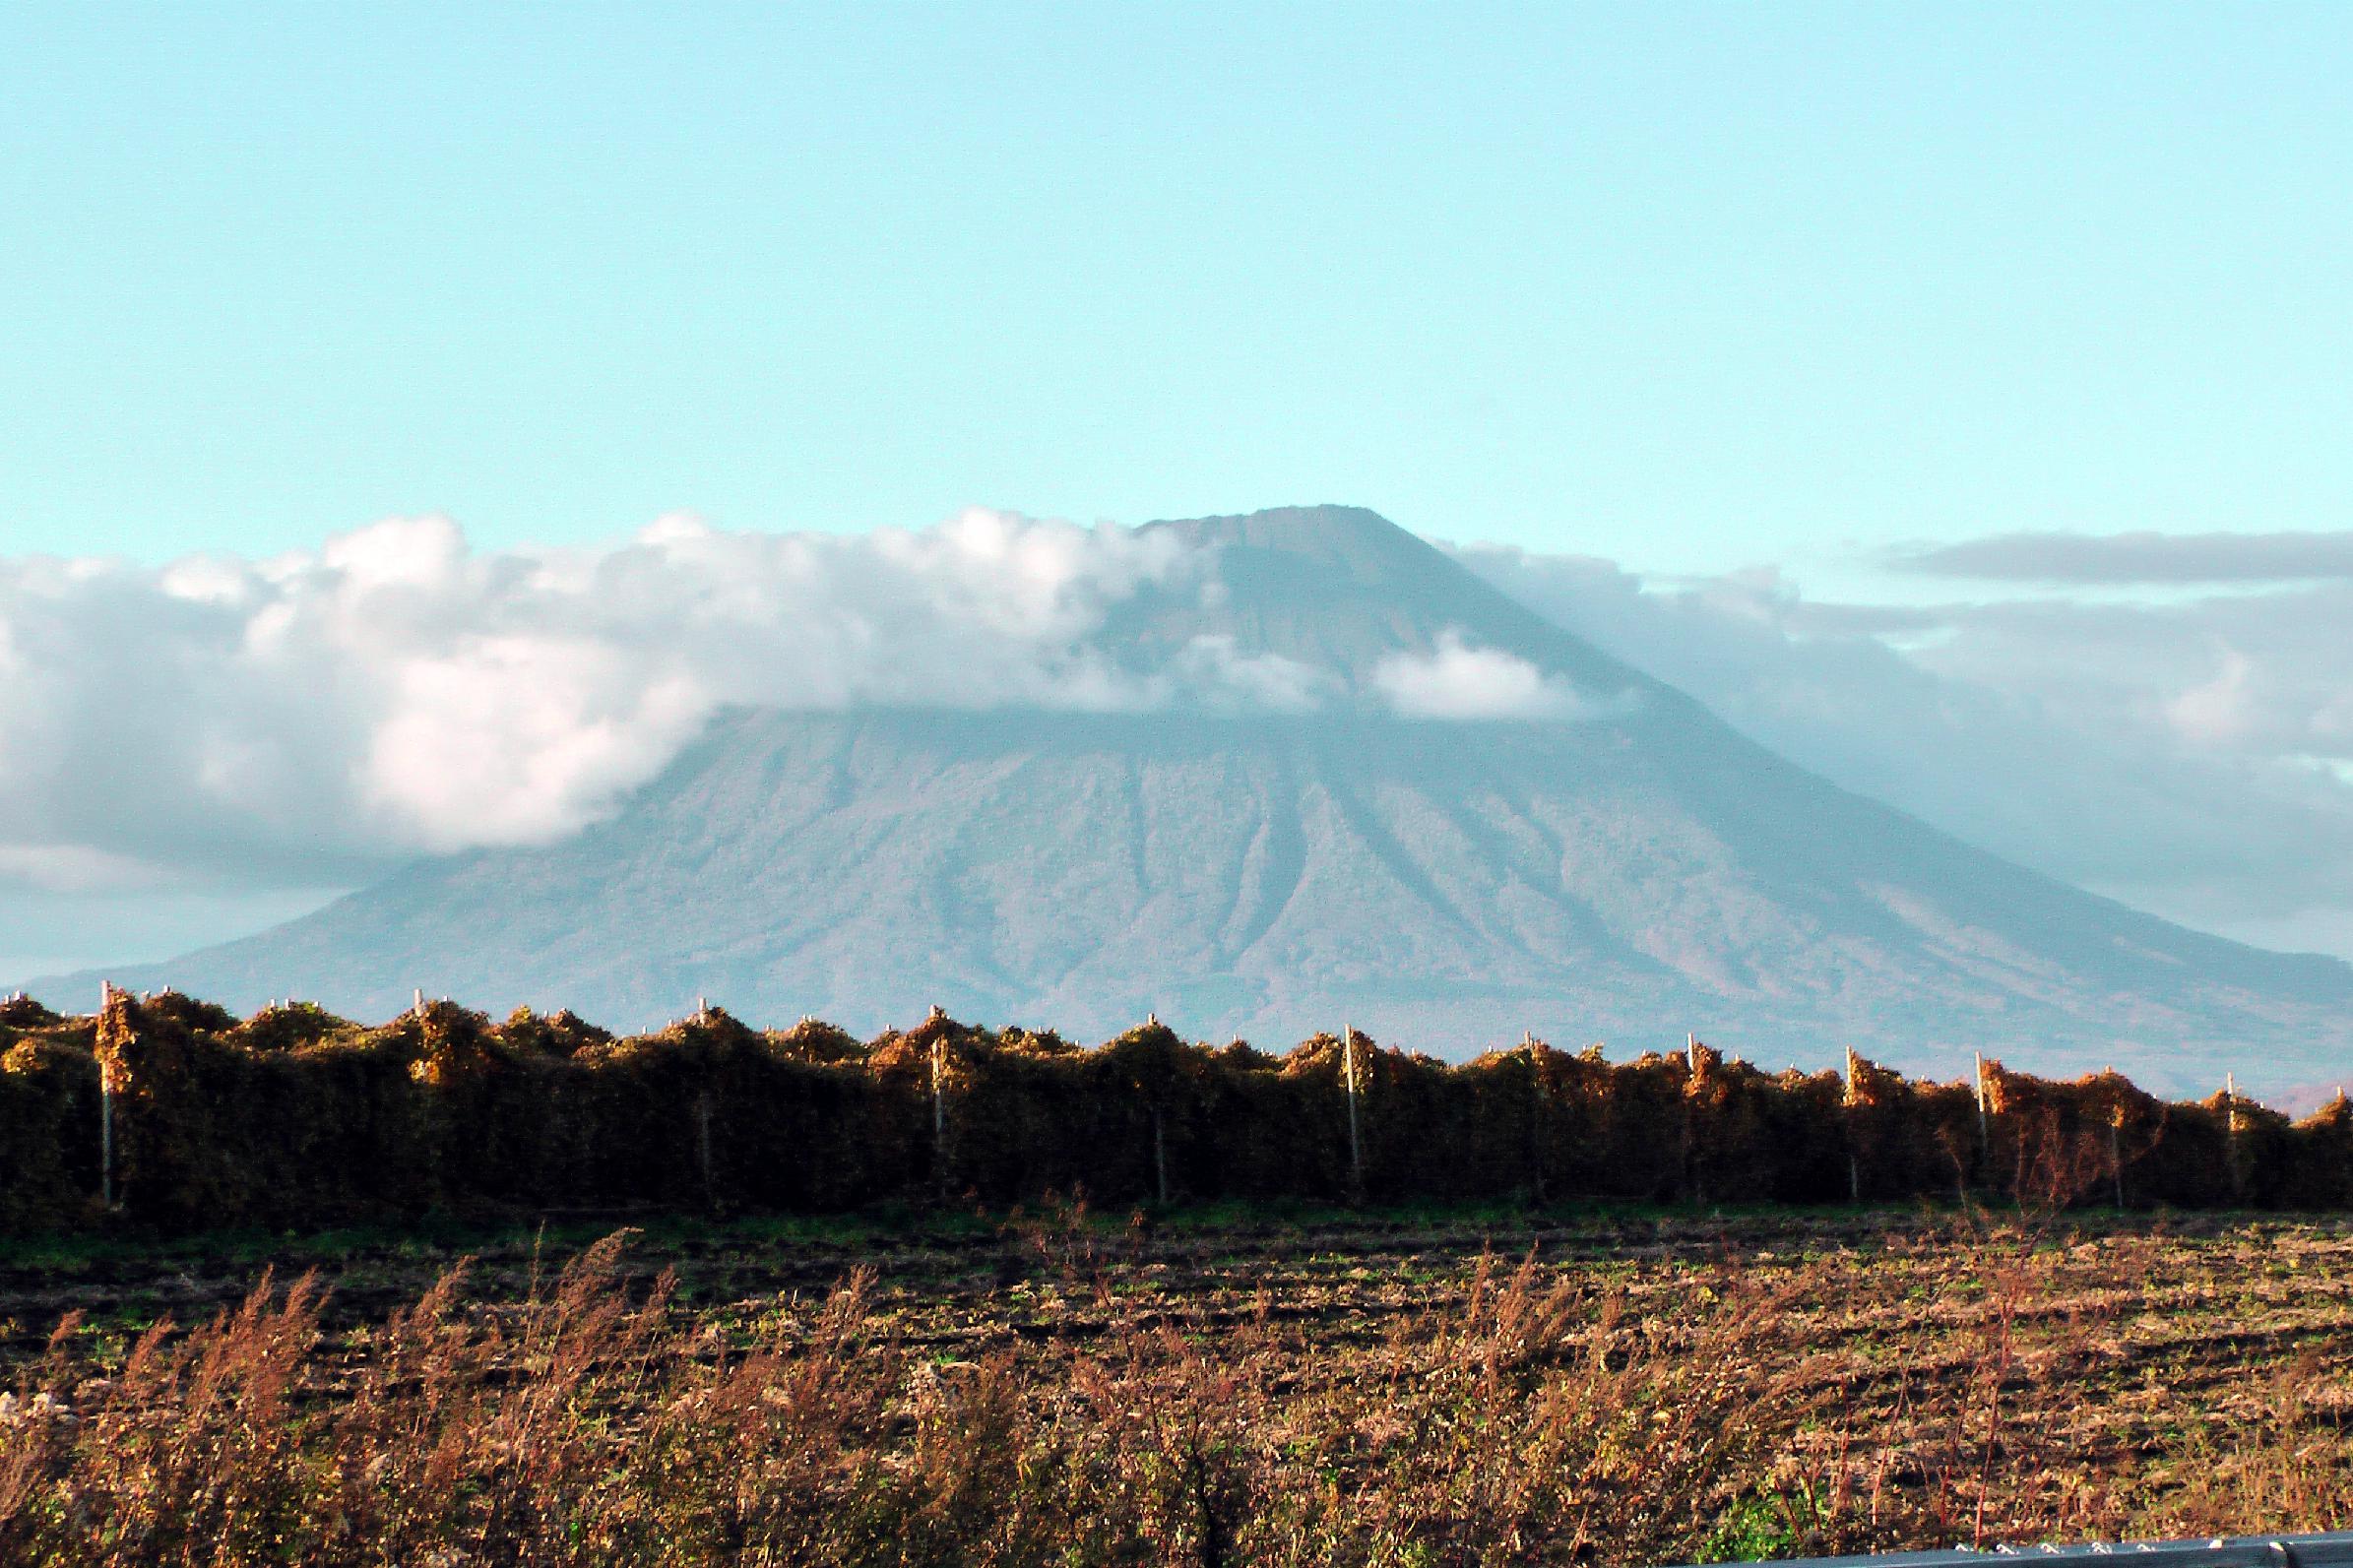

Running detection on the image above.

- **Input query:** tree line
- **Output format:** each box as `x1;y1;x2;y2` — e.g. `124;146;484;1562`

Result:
2;987;2349;1234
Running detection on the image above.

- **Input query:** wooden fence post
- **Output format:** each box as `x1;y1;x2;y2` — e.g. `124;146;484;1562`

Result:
2218;1072;2240;1201
929;1031;947;1202
1844;1046;1861;1204
1525;1031;1548;1206
1144;1016;1167;1204
1974;1050;1991;1173
1342;1025;1364;1201
1683;1033;1702;1205
97;981;116;1211
2108;1069;2126;1211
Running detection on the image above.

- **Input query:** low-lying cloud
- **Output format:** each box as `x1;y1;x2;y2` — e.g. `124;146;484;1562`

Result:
1890;530;2353;584
0;509;1292;893
1373;632;1624;721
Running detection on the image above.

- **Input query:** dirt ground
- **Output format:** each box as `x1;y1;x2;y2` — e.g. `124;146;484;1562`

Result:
6;1202;2353;1560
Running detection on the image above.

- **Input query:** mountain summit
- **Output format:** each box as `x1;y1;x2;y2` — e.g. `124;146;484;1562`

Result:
43;506;2353;1092
1114;505;1653;695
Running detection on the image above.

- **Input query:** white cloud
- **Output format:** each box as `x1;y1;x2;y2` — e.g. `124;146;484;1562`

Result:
1371;630;1617;721
2165;646;2258;745
1168;636;1336;714
0;508;1286;889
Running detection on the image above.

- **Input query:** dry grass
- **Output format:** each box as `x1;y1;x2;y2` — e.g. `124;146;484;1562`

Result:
4;1208;2352;1565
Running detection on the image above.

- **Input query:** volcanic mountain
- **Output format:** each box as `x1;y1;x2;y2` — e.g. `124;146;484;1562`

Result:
44;506;2353;1092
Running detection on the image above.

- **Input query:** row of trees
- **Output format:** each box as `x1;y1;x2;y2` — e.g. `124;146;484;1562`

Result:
2;988;2349;1234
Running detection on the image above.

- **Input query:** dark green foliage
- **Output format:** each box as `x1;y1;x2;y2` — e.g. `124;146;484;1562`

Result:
5;995;2351;1234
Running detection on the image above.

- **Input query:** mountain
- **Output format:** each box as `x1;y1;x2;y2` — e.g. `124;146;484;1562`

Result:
37;506;2353;1093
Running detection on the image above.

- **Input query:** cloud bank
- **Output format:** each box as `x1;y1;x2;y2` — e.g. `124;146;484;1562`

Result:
0;510;1259;894
1890;530;2353;584
1455;541;2353;958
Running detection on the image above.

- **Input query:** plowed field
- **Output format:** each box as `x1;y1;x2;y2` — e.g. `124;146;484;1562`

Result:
4;1204;2350;1563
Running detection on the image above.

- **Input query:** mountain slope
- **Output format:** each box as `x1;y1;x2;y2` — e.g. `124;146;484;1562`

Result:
44;507;2353;1093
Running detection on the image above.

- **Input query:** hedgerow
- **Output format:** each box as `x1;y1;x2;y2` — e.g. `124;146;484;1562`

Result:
3;988;2347;1233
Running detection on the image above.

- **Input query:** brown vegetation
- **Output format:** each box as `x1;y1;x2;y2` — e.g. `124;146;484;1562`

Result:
5;990;2351;1236
3;1209;2352;1564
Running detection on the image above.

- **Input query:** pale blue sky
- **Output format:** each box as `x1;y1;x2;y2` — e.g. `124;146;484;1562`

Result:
5;2;2350;578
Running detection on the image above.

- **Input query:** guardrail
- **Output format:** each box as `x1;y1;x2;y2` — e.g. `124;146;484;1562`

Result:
1672;1531;2353;1566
